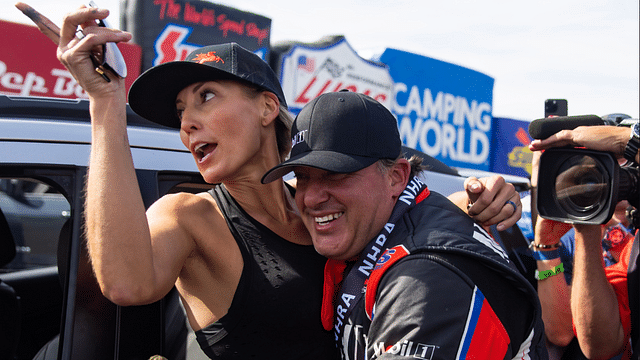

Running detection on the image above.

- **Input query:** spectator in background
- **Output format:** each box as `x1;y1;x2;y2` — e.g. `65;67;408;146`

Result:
530;123;639;359
533;202;635;360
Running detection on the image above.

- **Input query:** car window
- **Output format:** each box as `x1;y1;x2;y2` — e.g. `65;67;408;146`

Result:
0;178;70;273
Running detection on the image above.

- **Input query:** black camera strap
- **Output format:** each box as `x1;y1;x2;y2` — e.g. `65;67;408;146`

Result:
628;233;640;359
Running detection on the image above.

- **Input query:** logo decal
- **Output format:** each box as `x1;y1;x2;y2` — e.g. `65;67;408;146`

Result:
192;52;225;64
292;130;308;147
365;245;410;320
153;24;200;66
379;340;437;359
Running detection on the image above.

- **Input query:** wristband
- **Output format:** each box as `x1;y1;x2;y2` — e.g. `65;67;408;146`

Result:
529;241;562;250
531;249;560;260
535;263;564;280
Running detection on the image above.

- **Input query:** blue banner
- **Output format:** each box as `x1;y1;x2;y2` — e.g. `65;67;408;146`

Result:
378;49;494;171
491;117;533;178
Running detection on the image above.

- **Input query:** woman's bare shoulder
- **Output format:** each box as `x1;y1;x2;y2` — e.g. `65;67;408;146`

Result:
147;191;223;226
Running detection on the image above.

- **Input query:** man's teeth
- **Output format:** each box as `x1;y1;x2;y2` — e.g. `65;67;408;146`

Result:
315;212;343;225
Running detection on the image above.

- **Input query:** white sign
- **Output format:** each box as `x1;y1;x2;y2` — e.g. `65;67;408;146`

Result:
276;37;394;113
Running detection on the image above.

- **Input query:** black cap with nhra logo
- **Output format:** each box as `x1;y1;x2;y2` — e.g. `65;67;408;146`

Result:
128;42;287;128
261;90;401;183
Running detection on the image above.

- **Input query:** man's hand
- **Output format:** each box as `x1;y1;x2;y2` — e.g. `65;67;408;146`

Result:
463;175;521;231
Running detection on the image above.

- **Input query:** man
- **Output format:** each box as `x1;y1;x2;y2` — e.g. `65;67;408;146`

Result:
529;122;640;359
533;202;635;359
262;91;547;360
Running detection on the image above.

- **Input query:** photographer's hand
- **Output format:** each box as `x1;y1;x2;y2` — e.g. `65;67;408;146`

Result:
534;217;572;247
533;217;573;347
529;125;631;160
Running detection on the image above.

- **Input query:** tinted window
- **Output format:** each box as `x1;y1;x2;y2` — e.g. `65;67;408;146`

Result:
0;178;70;272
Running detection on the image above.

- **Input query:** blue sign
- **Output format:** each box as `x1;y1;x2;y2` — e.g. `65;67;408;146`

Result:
491;117;533;178
379;49;494;171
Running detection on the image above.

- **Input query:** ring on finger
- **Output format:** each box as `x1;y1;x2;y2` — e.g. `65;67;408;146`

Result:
505;200;517;213
75;29;85;40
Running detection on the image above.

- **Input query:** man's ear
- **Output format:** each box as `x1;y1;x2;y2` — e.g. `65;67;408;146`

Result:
261;91;280;126
389;158;411;196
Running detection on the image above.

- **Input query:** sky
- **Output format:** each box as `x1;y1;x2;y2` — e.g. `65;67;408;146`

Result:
5;0;639;121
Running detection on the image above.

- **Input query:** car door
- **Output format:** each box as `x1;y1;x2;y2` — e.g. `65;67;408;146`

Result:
1;165;215;360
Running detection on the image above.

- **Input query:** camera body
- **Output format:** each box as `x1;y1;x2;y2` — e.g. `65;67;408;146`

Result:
537;147;639;225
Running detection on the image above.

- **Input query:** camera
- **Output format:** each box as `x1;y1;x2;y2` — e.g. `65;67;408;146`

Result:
532;116;639;225
536;148;639;225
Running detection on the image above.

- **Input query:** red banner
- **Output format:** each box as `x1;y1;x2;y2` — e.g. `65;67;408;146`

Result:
0;20;141;99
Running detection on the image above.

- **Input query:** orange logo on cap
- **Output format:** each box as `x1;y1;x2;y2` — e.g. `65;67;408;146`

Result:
192;52;225;64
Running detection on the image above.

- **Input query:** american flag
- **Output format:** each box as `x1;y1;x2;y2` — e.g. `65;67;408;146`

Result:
297;55;315;72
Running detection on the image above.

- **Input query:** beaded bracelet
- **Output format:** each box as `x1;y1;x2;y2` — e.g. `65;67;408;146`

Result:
531;249;560;260
535;263;564;280
529;241;562;250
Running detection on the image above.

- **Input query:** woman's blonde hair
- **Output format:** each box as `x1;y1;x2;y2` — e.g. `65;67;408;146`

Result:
274;105;294;162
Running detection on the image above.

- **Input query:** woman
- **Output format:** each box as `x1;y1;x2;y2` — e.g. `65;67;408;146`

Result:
56;6;522;359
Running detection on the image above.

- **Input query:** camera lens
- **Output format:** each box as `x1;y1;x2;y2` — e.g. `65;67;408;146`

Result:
554;154;610;219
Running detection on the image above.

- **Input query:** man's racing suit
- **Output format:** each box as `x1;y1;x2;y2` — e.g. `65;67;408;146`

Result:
334;189;547;360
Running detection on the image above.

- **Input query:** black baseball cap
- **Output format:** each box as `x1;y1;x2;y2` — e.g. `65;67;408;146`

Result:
128;42;287;128
261;90;401;183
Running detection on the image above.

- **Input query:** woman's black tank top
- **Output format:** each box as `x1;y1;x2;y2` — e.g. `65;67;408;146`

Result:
195;184;337;359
